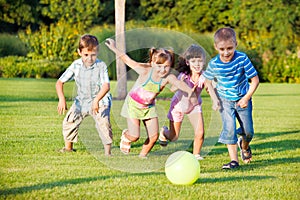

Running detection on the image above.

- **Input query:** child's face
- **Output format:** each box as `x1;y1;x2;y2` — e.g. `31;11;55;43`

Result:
78;47;98;67
152;60;172;78
187;57;205;74
214;40;237;63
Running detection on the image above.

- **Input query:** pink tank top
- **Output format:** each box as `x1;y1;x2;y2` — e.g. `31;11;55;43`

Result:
129;69;162;108
171;72;205;112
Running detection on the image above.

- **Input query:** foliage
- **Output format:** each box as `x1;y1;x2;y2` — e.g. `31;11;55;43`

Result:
18;21;82;61
2;27;299;83
0;34;28;57
0;0;40;32
138;0;300;81
0;79;300;199
262;53;300;83
39;0;101;30
234;0;300;57
1;0;299;82
0;56;70;78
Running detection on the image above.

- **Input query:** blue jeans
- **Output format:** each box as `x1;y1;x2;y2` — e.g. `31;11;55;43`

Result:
218;97;254;144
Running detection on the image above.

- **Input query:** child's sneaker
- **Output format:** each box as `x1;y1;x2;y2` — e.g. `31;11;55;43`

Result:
222;160;239;169
238;137;252;163
159;126;168;147
194;154;204;160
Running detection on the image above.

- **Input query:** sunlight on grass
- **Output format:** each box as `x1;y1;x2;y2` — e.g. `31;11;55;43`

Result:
0;79;299;199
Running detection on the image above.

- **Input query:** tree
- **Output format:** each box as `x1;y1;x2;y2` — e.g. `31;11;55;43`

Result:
115;0;127;99
0;0;40;32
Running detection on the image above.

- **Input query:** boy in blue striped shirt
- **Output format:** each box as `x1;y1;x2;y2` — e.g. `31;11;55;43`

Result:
204;27;259;169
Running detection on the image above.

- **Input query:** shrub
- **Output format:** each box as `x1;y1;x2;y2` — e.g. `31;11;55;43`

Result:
0;56;70;78
18;21;83;61
0;34;28;57
263;53;300;83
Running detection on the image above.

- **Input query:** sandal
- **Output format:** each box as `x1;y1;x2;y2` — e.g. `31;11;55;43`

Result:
159;126;168;147
222;160;239;169
120;129;131;154
238;137;252;163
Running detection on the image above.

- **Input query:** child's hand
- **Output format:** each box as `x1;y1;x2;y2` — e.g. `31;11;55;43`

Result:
237;97;248;108
212;100;220;111
188;90;198;106
57;99;67;115
105;38;116;50
92;100;99;115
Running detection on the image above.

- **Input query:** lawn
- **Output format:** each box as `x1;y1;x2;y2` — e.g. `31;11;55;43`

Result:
0;78;299;200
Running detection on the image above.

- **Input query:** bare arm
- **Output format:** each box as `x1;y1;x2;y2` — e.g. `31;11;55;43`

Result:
237;75;259;108
92;82;110;115
204;79;220;111
105;38;149;74
166;74;198;104
56;80;67;115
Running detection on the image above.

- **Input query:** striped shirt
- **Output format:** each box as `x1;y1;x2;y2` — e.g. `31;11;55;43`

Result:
59;58;112;112
203;51;257;101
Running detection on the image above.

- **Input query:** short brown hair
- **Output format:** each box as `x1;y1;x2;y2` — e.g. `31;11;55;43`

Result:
214;27;237;44
78;34;99;52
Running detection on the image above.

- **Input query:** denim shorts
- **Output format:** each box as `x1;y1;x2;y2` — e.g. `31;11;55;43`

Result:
218;97;254;144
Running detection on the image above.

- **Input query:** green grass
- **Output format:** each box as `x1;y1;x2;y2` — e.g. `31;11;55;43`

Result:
0;78;299;199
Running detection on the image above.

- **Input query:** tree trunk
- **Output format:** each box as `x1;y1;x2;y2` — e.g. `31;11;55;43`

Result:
115;0;127;99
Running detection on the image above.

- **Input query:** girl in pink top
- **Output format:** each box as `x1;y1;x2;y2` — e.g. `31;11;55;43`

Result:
105;39;197;158
159;44;220;160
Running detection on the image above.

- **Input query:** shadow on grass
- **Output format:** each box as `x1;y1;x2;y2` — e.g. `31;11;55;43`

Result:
255;130;300;140
196;175;275;184
0;95;63;102
252;139;300;154
255;93;300;97
0;172;163;196
244;156;300;169
207;130;300;157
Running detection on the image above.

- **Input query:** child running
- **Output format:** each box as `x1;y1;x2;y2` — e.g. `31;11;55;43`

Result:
56;34;113;156
204;27;259;169
159;44;220;160
105;38;197;158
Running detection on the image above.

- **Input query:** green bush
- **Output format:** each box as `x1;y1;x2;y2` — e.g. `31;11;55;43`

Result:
263;53;300;83
2;24;299;83
18;21;83;61
0;56;70;78
0;34;28;57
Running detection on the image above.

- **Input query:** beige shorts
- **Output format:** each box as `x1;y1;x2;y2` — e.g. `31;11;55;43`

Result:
62;104;112;145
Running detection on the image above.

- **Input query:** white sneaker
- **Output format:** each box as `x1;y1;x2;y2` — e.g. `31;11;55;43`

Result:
194;154;204;160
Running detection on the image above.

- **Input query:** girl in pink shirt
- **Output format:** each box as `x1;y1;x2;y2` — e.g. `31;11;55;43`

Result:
105;39;197;158
159;44;220;160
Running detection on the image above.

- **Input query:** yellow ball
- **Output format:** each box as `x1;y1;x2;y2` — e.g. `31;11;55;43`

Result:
165;151;200;185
